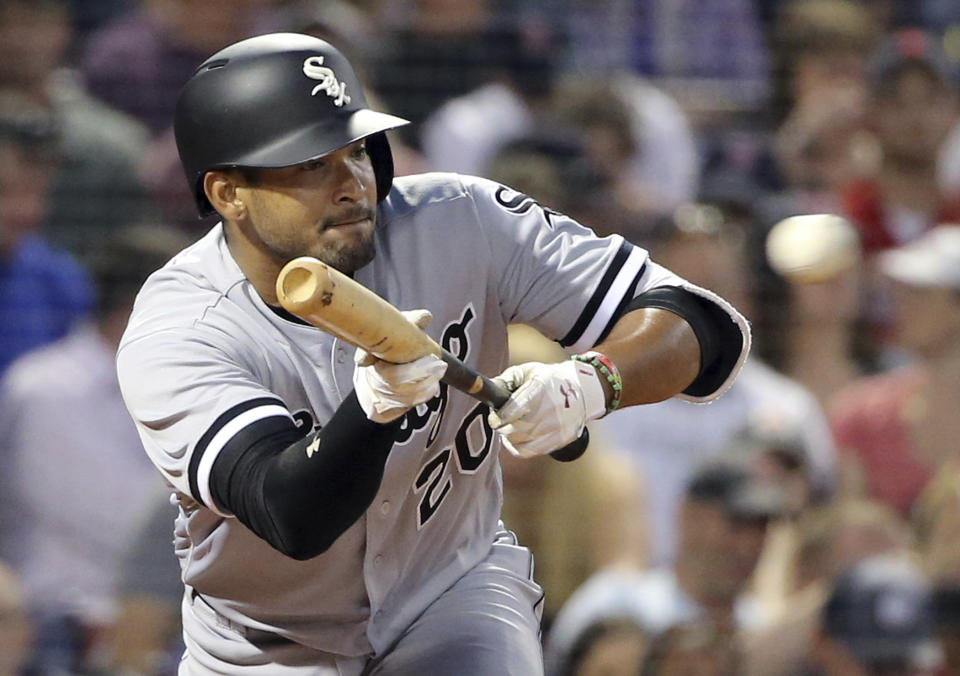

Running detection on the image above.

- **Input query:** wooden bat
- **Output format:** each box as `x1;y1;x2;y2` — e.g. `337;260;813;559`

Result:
275;256;588;461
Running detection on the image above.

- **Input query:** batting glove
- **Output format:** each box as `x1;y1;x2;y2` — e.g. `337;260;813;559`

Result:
353;309;448;424
487;360;606;458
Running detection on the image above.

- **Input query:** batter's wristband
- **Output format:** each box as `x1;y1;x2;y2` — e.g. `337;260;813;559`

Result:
571;351;622;415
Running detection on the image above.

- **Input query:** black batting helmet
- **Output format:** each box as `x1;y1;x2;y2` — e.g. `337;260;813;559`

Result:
174;33;409;217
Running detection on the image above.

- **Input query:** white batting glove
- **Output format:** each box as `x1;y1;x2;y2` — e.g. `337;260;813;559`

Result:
353;309;448;424
487;360;607;458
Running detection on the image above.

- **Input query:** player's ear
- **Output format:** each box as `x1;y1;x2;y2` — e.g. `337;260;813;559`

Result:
204;170;247;221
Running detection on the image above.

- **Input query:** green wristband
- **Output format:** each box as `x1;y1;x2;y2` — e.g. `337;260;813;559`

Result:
570;351;622;415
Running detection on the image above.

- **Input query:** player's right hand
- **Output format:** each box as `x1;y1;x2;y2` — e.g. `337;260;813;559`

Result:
488;360;606;459
352;309;448;424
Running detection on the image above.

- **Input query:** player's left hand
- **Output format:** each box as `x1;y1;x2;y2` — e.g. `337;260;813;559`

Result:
488;360;606;458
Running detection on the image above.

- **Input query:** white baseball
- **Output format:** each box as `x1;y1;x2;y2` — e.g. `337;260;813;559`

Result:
765;214;861;283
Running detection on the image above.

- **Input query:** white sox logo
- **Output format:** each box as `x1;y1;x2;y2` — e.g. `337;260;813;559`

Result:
408;305;497;529
302;56;351;107
494;186;562;228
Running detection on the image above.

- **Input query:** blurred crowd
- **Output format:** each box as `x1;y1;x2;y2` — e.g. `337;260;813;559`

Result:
1;0;960;673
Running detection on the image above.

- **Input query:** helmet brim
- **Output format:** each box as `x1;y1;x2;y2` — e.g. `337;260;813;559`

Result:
223;109;409;170
195;109;409;216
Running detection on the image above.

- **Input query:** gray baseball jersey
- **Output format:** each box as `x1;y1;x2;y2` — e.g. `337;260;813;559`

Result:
117;173;748;663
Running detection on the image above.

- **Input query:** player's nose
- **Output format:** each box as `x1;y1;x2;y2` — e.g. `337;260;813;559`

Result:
331;156;366;203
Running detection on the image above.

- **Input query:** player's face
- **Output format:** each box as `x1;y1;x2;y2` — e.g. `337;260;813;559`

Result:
237;140;379;274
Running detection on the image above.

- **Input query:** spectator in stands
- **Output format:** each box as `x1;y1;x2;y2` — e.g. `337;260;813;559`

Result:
735;421;828;626
0;225;186;673
766;0;882;212
743;499;918;675
551;74;699;217
0;0;154;266
0;106;91;376
840;29;960;255
545;454;787;675
419;14;562;177
803;553;944;675
830;225;960;517
698;0;880;272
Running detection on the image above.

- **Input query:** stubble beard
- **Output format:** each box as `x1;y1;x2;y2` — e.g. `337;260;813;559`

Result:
315;228;376;275
251;205;377;276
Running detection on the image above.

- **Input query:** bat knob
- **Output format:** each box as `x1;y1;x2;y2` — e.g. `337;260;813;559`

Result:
549;428;590;462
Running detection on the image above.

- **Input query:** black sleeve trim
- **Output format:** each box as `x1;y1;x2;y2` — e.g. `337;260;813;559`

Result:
209;391;401;560
187;396;287;507
623;286;743;398
594;264;646;347
560;241;644;347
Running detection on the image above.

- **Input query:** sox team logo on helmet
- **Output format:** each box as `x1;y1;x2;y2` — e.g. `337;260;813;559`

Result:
174;33;409;216
302;56;352;106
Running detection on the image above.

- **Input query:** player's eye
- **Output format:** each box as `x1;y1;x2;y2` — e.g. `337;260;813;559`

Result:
351;143;367;160
301;159;326;171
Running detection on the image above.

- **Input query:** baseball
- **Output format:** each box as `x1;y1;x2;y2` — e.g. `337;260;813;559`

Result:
765;214;861;283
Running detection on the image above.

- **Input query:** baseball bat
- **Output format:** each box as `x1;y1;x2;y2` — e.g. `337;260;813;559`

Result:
275;256;588;462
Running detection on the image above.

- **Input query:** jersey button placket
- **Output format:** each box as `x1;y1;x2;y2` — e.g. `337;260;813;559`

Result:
379;500;391;516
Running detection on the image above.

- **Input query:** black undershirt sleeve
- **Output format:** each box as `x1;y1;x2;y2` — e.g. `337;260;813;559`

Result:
621;285;744;398
208;391;400;560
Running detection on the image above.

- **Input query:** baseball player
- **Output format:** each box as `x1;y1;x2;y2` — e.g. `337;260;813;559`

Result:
116;33;750;675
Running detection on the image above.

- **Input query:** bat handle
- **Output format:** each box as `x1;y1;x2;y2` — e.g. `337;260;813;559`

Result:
439;350;589;462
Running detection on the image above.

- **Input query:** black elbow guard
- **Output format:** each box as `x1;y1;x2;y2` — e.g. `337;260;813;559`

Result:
622;286;744;397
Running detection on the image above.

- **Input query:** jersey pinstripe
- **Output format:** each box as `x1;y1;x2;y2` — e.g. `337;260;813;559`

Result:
117;172;745;657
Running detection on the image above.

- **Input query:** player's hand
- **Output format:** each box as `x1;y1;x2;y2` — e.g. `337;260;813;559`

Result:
353;310;447;424
487;360;606;458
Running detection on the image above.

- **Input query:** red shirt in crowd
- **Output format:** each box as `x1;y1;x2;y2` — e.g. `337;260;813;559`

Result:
840;179;960;254
829;367;932;515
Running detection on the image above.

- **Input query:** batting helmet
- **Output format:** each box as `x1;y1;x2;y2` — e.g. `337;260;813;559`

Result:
174;33;409;217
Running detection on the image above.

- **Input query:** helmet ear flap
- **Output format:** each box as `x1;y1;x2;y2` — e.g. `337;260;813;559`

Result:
366;132;394;203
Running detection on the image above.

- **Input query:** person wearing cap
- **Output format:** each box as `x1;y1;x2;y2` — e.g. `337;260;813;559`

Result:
839;29;960;255
830;224;960;517
544;453;788;675
802;553;944;675
742;497;920;676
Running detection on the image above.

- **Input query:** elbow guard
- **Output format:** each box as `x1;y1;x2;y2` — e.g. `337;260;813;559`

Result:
622;286;744;398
